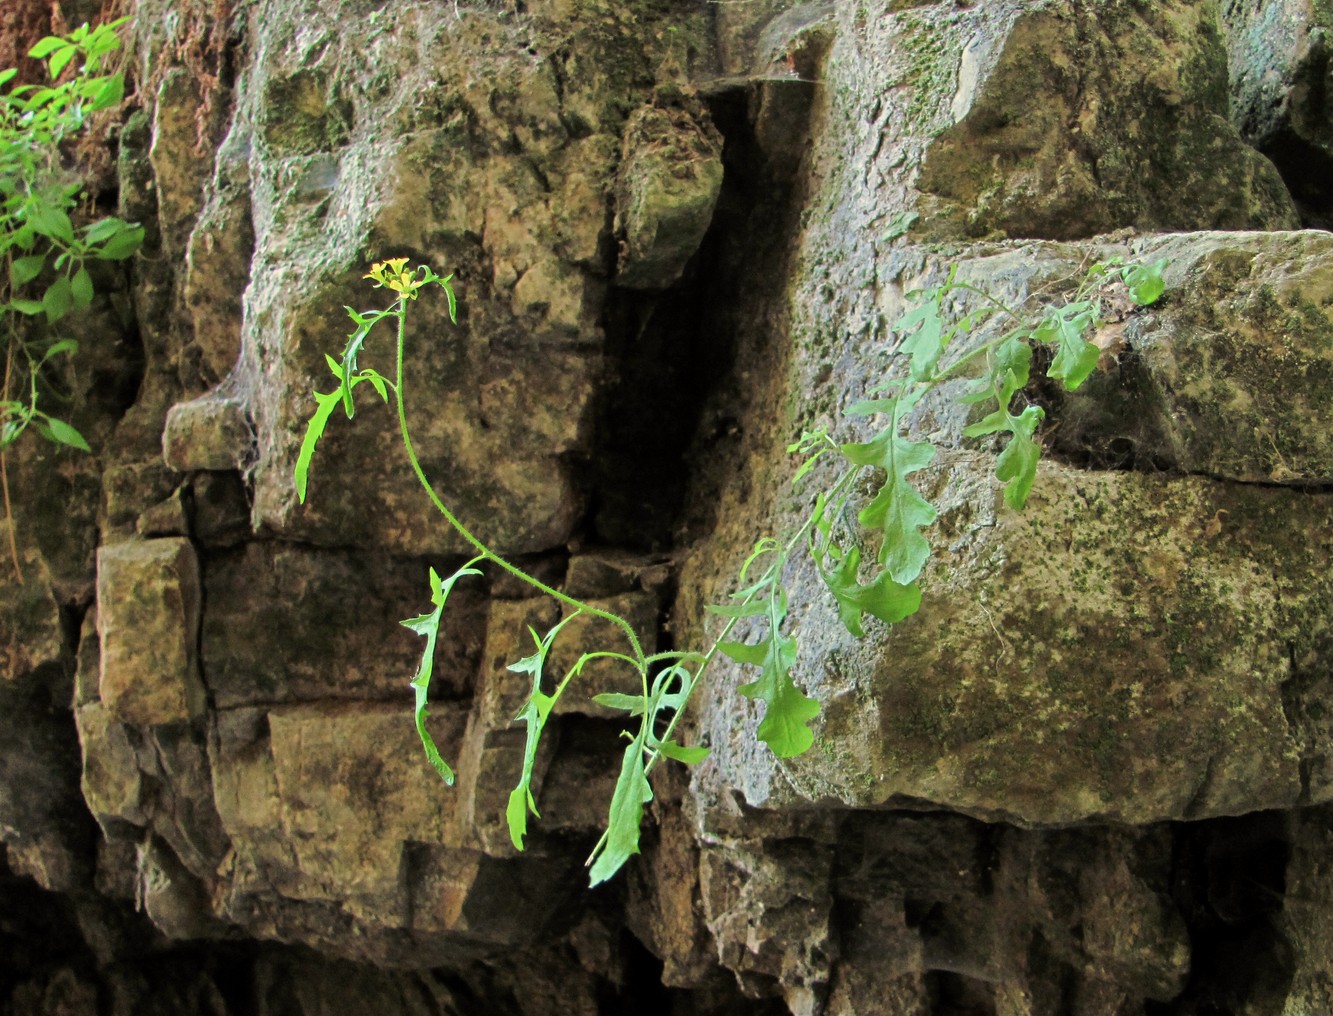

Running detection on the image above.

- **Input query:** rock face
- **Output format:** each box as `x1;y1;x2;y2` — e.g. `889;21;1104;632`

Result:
5;0;1333;1013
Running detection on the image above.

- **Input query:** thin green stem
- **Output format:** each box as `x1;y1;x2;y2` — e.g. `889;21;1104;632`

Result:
391;300;648;667
585;465;860;867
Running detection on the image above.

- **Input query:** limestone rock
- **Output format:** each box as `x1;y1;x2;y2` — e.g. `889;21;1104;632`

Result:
1223;0;1333;223
614;105;725;289
95;539;204;728
162;396;254;472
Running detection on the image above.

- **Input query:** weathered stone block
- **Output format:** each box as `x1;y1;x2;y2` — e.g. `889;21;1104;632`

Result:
96;539;204;727
162;396;254;472
614;105;724;289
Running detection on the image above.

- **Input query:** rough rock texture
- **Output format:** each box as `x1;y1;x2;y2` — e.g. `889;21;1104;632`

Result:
6;0;1333;1013
1223;0;1333;226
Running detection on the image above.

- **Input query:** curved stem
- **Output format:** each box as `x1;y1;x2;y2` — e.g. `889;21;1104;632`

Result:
391;303;647;667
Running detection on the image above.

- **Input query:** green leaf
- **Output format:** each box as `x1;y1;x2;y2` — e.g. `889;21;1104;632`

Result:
896;297;946;382
42;275;71;323
88;73;124;111
1122;258;1167;306
8;299;44;316
705;600;770;619
10;254;45;286
96;224;143;260
27;36;64;59
720;588;821;758
48;45;77;79
1037;302;1099;391
506;612;584;850
294;389;341;503
819;545;922;637
28;202;74;244
358;368;389;402
841;429;938;585
400;563;483;788
42;416;90;451
993;405;1045;510
654;740;710;765
587;731;653;886
83;217;126;244
39;338;78;363
590;692;647;714
70;266;93;309
339;320;376;417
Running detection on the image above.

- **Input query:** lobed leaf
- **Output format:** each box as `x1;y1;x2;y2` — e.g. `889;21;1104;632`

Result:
1037;302;1098;391
818;544;921;637
841;429;938;586
993;405;1044;510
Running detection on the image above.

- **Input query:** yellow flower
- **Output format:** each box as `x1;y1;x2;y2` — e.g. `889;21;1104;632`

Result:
364;257;422;297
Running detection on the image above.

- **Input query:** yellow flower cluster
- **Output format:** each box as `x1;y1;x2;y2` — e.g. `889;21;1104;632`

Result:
364;257;426;298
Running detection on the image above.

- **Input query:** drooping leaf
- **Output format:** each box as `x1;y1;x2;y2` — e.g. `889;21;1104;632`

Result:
400;563;483;788
841;428;938;585
993;405;1045;509
819;544;921;637
42;415;90;451
587;730;653;886
1122;258;1167;306
294;389;341;503
719;588;820;758
42;274;71;322
70;266;93;310
1036;301;1098;391
506;612;583;850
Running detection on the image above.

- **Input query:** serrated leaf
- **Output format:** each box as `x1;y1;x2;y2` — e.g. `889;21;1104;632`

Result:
43;416;90;451
339;320;375;417
587;731;653;886
841;429;938;585
819;545;921;637
400;563;482;788
294;389;341;503
1037;302;1098;391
